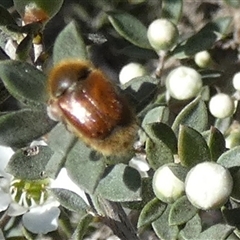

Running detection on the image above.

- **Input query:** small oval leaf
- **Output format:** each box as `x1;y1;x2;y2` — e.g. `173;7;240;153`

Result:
145;122;178;154
172;97;208;136
196;223;234;240
179;214;202;239
6;145;53;180
0;109;55;148
172;17;232;58
146;138;174;170
152;205;179;240
178;125;211;168
53;21;88;64
96;163;142;202
107;11;151;49
122;75;158;113
71;214;93;240
50;188;90;215
169;196;198;226
217;146;240;168
207;126;226;162
138;198;167;228
161;0;183;23
65;140;106;195
0;60;47;107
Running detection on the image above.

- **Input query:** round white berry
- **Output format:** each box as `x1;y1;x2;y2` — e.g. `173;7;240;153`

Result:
152;164;185;203
194;51;213;68
232;72;240;91
166;66;202;100
185;162;233;210
209;93;235;119
147;19;179;51
119;62;146;85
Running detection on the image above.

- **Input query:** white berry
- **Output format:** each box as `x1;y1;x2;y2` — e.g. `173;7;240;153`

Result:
232;72;240;91
147;19;178;52
185;162;233;210
166;66;202;100
152;164;185;203
209;93;235;119
119;62;146;85
194;51;213;68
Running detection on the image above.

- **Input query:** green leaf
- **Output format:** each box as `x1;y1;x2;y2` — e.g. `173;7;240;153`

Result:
50;188;90;215
178;125;211;168
152;205;179;240
145;122;177;154
196;223;234;240
146;137;174;170
0;81;10;104
172;17;232;58
207;126;226;162
71;214;93;240
6;146;53;180
217;146;240;168
142;106;170;127
122;177;155;210
138;198;167;228
16;34;33;61
0;5;17;26
161;0;183;23
46;123;77;178
13;0;64;19
179;214;202;239
172;97;208;136
122;75;158;113
96;163;142;202
0;60;47;107
0;109;55;148
169;196;198;226
53;21;88;64
224;0;240;8
65;140;105;195
107;11;151;49
222;207;240;227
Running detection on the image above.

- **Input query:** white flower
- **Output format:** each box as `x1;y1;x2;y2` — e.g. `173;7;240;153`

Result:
185;162;233;210
232;72;240;91
209;93;235;119
119;62;146;85
166;66;202;100
0;145;88;234
152;164;185;203
147;19;179;51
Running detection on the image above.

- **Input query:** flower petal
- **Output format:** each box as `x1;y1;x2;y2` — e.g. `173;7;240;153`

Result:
51;168;89;204
22;205;60;234
0;146;14;178
8;202;28;216
0;190;11;212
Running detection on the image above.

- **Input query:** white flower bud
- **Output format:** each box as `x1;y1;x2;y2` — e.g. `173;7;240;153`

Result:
185;162;233;210
209;93;235;119
119;62;146;85
194;51;213;68
147;19;179;51
152;164;185;203
232;72;240;91
166;66;202;100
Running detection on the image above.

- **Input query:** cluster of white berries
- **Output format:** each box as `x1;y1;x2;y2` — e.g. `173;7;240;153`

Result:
152;162;233;210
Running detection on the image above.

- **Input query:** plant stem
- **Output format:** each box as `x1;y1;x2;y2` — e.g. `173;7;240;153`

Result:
99;197;140;240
